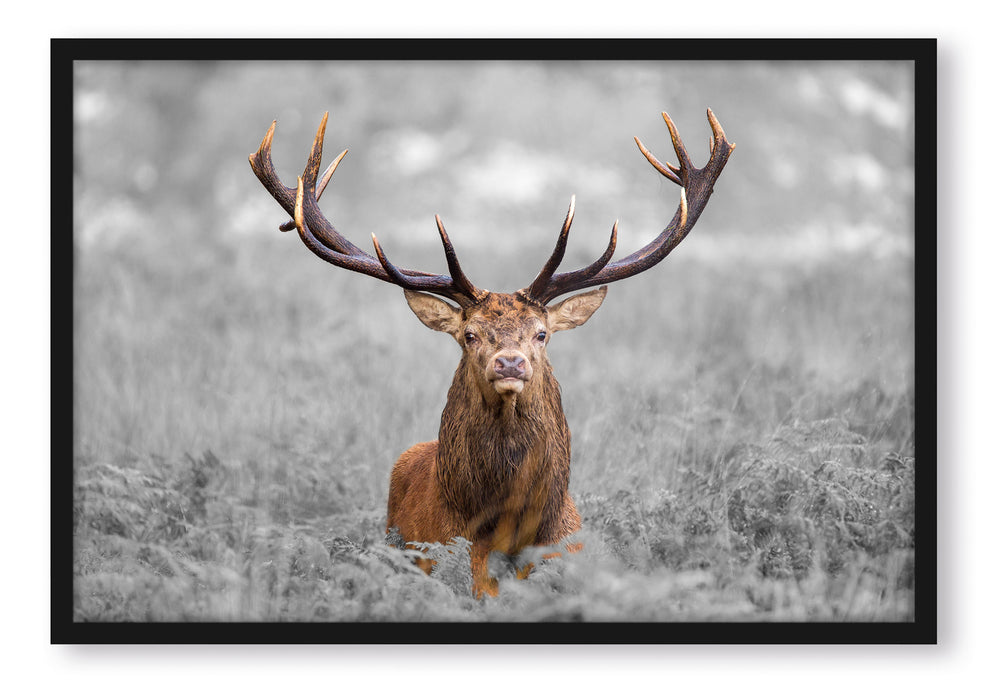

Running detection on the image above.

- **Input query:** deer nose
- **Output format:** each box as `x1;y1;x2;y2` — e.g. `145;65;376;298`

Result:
494;354;527;379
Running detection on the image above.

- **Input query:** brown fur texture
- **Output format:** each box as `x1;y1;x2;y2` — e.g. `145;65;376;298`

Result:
386;288;605;596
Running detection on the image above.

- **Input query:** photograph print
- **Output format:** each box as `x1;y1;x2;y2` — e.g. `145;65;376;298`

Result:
59;40;932;642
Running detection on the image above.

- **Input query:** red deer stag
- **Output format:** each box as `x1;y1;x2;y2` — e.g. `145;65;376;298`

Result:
250;110;734;597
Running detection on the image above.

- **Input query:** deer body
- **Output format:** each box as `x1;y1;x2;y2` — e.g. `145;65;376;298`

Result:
386;290;599;594
249;108;733;597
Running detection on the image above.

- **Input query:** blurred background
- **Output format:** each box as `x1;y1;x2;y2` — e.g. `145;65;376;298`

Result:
71;58;916;622
73;58;914;479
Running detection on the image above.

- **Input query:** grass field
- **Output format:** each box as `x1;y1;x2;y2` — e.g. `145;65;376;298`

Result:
72;239;914;623
70;60;916;625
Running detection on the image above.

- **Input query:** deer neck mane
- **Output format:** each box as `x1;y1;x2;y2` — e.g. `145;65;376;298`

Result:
435;357;571;523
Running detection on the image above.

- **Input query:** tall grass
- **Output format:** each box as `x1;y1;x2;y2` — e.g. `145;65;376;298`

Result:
73;229;914;621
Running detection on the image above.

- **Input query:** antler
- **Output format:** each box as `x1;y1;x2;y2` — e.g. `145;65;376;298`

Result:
249;112;483;307
524;109;735;305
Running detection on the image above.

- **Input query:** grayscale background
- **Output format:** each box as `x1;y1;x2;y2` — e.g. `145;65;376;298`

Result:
73;60;915;622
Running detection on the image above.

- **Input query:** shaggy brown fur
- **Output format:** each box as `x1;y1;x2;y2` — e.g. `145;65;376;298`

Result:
386;288;604;596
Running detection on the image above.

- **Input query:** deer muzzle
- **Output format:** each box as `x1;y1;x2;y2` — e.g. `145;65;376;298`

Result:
489;353;531;394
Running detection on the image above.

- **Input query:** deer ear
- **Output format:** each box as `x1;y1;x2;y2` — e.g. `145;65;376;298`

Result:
404;290;462;336
547;286;607;332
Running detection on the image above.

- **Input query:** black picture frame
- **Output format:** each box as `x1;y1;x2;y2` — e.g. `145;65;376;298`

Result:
54;37;935;644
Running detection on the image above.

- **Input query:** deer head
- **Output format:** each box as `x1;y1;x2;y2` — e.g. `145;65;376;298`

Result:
402;285;606;405
248;110;734;386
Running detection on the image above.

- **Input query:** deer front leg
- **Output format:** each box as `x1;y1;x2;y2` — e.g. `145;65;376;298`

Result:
469;540;499;598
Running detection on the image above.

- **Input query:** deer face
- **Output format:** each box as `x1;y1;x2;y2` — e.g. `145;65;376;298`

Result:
404;288;607;400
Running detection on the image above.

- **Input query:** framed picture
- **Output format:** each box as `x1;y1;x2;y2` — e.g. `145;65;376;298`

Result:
56;38;934;643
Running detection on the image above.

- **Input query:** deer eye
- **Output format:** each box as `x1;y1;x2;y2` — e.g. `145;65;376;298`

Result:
464;331;478;345
535;331;547;343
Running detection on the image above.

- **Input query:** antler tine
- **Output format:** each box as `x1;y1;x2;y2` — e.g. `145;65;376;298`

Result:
634;136;682;186
530;110;734;304
525;195;576;302
435;215;482;301
291;113;366;257
249;120;296;216
662;111;694;174
595;220;620;276
532;220;619;299
304;111;328;186
371;230;480;306
252;113;482;307
370;233;412;284
279;148;347;232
